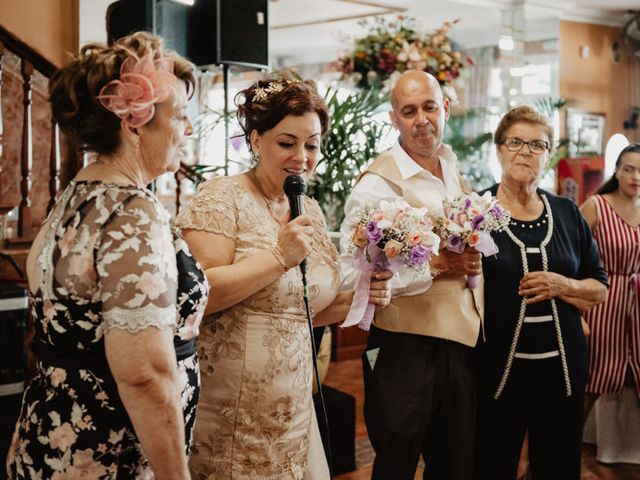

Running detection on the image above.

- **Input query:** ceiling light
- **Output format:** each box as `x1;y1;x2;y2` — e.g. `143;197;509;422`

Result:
170;0;194;5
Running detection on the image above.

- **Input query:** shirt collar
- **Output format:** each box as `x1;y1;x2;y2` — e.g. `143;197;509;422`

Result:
390;139;457;180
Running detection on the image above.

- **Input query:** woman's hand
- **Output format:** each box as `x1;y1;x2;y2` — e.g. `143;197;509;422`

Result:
519;271;570;304
519;272;607;310
368;270;393;308
276;214;314;268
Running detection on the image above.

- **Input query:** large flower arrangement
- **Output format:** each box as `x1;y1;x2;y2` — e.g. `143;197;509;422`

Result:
338;16;472;88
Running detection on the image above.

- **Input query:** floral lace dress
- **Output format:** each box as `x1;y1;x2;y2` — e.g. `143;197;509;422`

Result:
7;181;208;479
176;175;339;480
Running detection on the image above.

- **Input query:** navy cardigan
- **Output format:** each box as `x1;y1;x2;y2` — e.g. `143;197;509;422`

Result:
478;185;608;397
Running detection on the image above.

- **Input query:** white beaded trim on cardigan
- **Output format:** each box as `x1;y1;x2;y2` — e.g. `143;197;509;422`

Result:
493;194;572;399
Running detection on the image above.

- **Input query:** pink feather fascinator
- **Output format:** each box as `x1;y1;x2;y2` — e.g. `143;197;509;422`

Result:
97;52;178;128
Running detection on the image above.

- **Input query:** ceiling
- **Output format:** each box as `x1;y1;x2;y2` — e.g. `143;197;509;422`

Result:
80;0;637;66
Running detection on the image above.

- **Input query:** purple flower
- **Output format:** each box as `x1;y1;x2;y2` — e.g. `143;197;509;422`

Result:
409;244;430;266
489;206;502;219
464;198;472;209
365;221;384;244
446;235;465;254
472;215;484;230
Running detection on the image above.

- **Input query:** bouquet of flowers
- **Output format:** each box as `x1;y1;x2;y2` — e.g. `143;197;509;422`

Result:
341;199;441;331
337;16;473;89
430;192;511;288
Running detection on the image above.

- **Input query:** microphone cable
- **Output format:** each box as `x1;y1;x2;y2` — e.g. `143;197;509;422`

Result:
300;264;334;479
284;174;333;477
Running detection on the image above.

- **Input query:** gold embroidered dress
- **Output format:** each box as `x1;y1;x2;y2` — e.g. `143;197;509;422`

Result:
175;175;338;480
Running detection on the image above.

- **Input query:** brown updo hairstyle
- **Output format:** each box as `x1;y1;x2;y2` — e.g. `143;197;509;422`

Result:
235;71;331;152
49;31;196;155
494;105;554;151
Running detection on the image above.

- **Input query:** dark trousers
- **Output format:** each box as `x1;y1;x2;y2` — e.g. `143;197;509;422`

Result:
363;326;477;480
474;358;584;480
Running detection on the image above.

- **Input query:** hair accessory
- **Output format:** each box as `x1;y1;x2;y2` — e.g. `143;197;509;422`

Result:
97;52;178;128
252;80;296;103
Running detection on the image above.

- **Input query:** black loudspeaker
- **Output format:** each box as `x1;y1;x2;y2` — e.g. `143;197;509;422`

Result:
106;0;269;69
189;0;268;69
106;0;191;59
313;385;357;475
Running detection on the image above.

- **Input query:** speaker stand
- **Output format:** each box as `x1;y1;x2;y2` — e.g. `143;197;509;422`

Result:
222;63;230;176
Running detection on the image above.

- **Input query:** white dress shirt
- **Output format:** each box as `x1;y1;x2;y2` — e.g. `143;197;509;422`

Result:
339;140;463;296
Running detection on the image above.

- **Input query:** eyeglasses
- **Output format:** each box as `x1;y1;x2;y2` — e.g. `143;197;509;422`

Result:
501;137;549;154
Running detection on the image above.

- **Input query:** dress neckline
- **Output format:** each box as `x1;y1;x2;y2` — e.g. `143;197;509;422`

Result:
599;195;640;229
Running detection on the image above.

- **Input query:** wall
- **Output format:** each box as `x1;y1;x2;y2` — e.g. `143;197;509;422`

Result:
559;20;638;143
0;0;79;67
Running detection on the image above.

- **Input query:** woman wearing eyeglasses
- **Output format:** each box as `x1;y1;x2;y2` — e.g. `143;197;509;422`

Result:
473;105;608;480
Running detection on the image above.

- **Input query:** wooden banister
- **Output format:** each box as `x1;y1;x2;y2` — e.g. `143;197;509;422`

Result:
18;59;33;238
0;25;56;78
48;121;60;212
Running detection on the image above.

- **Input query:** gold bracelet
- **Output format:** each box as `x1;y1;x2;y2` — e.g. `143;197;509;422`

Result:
272;246;290;272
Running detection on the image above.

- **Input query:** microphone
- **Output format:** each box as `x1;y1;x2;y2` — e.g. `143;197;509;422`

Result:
284;174;333;475
283;174;307;275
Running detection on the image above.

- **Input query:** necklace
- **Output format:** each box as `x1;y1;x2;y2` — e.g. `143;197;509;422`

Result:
509;214;548;229
250;168;286;224
493;194;572;399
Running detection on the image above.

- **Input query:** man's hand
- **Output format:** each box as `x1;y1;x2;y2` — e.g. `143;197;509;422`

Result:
430;247;482;278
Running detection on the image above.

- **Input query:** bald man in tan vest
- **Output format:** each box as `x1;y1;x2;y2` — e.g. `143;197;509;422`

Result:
339;71;483;480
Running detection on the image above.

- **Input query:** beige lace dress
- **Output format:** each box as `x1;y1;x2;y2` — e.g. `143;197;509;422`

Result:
175;175;339;480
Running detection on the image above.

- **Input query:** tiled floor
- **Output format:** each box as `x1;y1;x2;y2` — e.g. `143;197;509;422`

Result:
323;358;640;480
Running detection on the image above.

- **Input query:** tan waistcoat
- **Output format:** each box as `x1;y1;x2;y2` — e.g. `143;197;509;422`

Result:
362;151;484;347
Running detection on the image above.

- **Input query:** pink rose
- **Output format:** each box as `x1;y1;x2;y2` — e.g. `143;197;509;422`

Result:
383;239;403;259
51;368;67;387
49;423;77;451
136;271;167;300
468;231;480;247
95;391;108;401
407;232;422;246
178;314;201;340
352;225;368;248
66;448;108;479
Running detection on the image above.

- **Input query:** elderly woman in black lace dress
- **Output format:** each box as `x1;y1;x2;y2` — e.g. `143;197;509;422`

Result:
7;32;207;480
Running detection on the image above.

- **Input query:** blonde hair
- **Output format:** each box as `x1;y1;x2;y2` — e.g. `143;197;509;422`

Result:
49;31;196;154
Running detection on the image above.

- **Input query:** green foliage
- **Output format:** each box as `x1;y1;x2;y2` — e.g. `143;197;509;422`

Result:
533;97;576;119
442;109;494;190
307;86;391;230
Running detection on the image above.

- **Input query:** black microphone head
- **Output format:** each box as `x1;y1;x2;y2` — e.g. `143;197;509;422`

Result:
283;175;306;197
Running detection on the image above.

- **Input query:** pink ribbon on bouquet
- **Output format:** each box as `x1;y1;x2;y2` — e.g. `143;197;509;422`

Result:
340;245;401;331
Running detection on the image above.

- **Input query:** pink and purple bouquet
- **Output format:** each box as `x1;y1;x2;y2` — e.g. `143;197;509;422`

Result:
341;199;440;331
431;192;511;288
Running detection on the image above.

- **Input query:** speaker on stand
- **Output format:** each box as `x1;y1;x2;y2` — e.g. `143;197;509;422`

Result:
107;0;269;173
188;0;269;173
